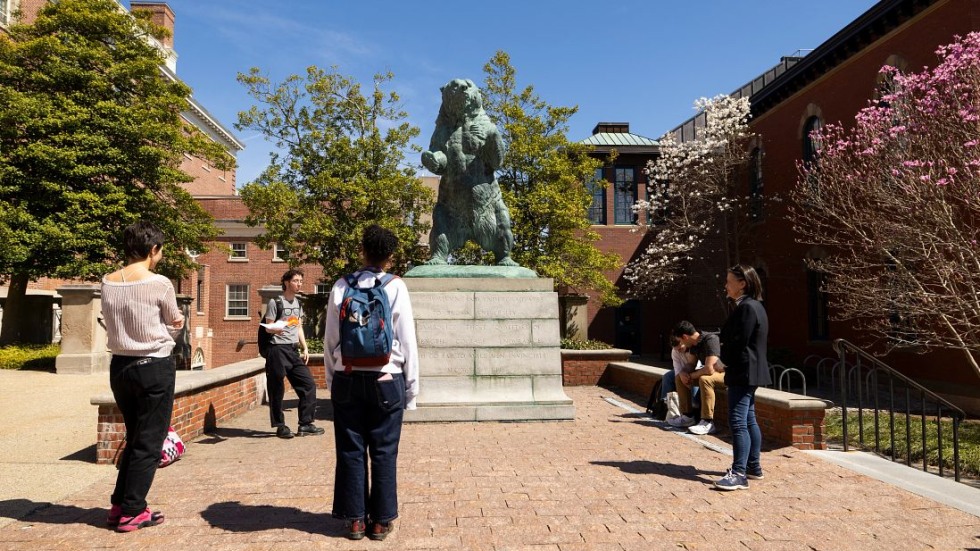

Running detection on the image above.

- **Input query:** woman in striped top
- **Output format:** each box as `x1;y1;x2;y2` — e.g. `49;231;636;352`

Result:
100;221;184;532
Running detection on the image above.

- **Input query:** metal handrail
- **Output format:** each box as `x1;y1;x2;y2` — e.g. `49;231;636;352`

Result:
833;339;966;482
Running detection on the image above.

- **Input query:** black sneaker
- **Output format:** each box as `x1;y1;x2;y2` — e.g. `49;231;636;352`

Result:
747;467;765;480
297;423;325;436
276;425;294;439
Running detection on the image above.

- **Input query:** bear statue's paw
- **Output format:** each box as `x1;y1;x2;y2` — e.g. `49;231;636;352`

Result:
496;257;520;267
424;257;449;266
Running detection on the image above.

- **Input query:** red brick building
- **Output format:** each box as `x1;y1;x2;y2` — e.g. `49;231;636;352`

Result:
1;1;332;370
582;0;980;409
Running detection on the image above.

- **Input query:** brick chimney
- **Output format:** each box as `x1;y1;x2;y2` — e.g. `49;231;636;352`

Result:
130;2;175;48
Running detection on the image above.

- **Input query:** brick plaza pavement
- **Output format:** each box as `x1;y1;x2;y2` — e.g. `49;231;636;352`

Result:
1;386;977;550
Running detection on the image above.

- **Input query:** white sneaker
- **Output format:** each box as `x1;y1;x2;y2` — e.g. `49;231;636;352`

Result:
667;414;695;428
688;420;716;435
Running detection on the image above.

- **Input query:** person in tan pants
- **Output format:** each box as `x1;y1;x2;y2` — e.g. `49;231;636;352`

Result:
670;321;725;435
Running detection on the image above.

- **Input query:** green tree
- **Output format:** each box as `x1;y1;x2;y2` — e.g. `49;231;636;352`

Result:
236;67;433;284
480;51;622;305
0;0;228;345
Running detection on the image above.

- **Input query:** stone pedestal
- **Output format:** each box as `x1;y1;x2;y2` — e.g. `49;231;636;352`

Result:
559;294;589;341
403;278;575;422
55;285;110;374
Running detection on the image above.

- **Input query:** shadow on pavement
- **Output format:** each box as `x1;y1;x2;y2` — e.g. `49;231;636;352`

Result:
0;499;106;528
591;460;720;482
193;427;276;445
60;444;97;463
200;501;343;537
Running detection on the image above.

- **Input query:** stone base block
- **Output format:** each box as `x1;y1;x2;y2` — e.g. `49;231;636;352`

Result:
405;403;576;422
404;277;574;422
56;352;110;374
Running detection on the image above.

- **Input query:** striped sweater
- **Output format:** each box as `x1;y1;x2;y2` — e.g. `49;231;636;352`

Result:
101;274;183;358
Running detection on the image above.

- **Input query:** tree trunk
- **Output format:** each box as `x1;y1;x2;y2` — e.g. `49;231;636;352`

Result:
0;273;30;346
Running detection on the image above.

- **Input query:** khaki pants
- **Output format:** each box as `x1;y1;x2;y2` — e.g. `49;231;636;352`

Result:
678;371;726;420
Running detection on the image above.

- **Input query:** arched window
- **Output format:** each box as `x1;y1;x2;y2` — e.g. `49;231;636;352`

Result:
802;116;822;193
748;147;764;220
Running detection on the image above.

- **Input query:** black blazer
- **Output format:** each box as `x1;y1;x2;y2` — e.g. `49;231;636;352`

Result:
720;296;771;387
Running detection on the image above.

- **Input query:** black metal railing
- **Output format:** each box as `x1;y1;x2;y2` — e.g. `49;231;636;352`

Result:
833;339;966;482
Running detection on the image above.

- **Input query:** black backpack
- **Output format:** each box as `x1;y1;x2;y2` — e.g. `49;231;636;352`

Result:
645;378;667;420
257;296;285;359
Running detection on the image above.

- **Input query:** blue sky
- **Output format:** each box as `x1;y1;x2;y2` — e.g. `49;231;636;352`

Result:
127;1;879;186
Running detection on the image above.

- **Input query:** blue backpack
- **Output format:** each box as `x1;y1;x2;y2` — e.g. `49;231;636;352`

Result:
339;272;397;369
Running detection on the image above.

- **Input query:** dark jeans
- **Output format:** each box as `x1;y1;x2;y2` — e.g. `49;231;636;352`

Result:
265;344;318;427
727;384;762;475
331;371;405;523
109;355;176;515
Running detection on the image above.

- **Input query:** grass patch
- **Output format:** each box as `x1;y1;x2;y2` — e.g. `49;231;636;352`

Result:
825;409;980;478
0;344;60;371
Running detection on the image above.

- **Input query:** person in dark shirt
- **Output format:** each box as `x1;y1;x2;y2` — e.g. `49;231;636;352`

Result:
670;321;726;435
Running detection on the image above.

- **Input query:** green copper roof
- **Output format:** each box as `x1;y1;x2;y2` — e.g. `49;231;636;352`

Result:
580;132;659;147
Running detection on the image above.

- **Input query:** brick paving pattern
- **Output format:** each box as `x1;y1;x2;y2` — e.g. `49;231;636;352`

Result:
1;386;977;550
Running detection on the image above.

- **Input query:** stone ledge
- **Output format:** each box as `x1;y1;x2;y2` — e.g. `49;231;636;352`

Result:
561;348;633;360
91;358;267;406
603;361;830;450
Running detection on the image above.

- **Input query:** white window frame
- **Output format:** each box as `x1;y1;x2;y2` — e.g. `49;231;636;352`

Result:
0;0;12;28
315;283;331;295
273;243;288;262
225;284;249;319
229;242;248;261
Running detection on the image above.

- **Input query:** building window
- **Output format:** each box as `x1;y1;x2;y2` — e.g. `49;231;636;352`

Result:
315;283;331;295
586;168;606;225
806;269;829;341
230;242;247;260
802;116;822;193
0;0;10;27
748;147;764;220
613;167;636;225
273;243;288;262
196;271;205;314
226;284;249;317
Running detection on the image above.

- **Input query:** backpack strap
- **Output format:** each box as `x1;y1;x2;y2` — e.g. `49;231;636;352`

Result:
273;296;285;321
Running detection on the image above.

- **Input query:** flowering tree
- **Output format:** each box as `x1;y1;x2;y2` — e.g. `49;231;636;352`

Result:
791;33;980;379
624;95;754;298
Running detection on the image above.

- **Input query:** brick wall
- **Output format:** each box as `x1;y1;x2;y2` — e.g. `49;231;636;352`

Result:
95;362;265;465
561;349;631;386
600;362;828;450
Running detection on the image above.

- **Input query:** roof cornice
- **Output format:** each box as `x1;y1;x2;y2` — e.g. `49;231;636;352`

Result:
750;0;940;117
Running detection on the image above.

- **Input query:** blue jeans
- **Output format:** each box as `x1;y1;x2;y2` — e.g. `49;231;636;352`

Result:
727;384;762;475
331;371;405;523
109;355;176;515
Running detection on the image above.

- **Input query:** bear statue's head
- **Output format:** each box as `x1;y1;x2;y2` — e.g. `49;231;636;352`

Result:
439;78;483;119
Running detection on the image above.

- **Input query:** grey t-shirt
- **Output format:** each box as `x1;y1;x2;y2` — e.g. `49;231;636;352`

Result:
690;333;721;365
266;296;303;345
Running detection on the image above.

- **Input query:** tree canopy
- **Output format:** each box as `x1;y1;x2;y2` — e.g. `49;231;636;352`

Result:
624;95;754;300
236;67;433;284
0;0;227;343
791;32;980;379
480;51;622;305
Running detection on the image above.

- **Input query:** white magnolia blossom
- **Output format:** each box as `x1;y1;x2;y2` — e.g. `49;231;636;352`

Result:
625;95;754;297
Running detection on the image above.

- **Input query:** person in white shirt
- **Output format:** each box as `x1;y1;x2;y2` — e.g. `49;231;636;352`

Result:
324;225;419;541
101;221;184;533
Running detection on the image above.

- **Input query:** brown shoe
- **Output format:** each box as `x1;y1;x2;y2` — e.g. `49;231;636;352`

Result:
346;518;366;540
369;520;394;541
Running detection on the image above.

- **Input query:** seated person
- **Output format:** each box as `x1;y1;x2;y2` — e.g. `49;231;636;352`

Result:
668;321;726;435
661;337;701;407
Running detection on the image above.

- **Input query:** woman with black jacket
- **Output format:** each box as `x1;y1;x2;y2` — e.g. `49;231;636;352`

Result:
716;264;771;490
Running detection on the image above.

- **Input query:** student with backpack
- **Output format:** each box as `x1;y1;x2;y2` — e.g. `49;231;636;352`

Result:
263;269;324;439
324;225;419;541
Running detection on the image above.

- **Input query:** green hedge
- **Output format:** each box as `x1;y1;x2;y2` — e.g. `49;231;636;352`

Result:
0;344;61;371
560;338;613;350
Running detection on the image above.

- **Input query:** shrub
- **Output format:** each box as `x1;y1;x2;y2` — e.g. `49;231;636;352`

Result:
0;344;60;371
306;338;324;354
560;338;613;350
